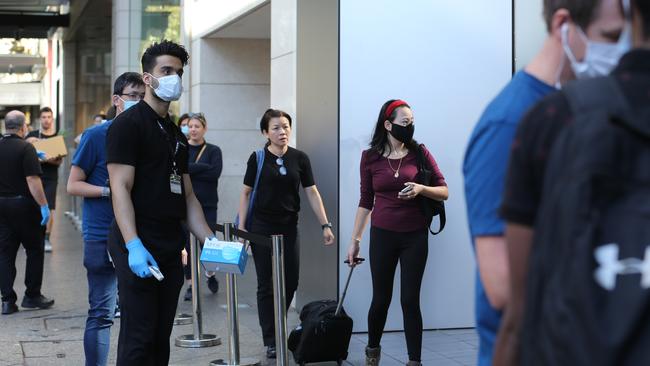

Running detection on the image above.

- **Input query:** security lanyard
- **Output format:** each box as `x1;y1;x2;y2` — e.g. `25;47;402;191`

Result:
156;120;180;174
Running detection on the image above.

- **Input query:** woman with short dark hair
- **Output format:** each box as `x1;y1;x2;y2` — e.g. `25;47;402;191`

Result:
237;108;335;359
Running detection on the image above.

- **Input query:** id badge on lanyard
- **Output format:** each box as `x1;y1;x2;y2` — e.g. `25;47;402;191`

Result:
170;172;182;194
157;120;183;195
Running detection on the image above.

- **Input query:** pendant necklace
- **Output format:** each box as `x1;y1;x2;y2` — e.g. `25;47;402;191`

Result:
387;154;404;178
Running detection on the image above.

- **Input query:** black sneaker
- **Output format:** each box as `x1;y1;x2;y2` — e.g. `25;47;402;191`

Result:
21;295;54;309
207;276;219;294
2;301;18;315
266;345;276;359
183;286;192;301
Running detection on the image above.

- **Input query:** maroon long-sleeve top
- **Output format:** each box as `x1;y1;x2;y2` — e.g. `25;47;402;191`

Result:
359;145;446;232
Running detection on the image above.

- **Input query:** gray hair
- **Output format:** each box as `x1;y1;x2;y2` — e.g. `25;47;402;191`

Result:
4;110;26;131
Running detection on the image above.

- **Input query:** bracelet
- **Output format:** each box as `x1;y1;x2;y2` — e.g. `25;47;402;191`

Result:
321;222;333;230
352;238;361;244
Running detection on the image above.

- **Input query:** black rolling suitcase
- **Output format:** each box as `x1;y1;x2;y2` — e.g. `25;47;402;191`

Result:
288;258;364;365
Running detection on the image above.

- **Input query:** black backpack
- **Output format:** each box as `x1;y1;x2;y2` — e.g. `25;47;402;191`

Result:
520;76;650;366
415;145;446;234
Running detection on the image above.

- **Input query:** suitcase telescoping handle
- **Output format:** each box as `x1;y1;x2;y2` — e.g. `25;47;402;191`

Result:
335;258;365;316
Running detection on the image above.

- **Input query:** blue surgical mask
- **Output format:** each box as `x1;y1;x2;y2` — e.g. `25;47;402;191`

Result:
181;125;190;136
123;100;138;111
118;97;138;113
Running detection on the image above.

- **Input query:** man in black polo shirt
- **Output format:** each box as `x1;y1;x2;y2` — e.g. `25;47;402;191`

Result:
0;110;55;315
106;40;216;365
26;107;61;252
495;0;650;364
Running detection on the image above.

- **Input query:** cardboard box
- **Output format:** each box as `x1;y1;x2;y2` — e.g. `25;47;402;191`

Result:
33;135;67;159
200;238;248;274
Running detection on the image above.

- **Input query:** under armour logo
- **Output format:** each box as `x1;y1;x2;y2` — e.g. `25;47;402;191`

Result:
594;244;650;291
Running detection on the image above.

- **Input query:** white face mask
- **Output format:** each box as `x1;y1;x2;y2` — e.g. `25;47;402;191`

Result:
561;3;632;80
147;73;183;101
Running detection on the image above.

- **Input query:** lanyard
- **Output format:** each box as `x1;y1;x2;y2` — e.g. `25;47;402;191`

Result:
156;120;181;174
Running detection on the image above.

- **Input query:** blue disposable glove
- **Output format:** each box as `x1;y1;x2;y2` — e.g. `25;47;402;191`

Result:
125;237;159;278
39;205;50;226
36;150;47;160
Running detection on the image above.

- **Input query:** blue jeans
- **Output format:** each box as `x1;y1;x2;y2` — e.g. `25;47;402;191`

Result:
83;240;117;366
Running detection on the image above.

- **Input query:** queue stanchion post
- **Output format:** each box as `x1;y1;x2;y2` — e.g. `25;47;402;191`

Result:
271;234;288;366
211;223;260;366
175;233;221;348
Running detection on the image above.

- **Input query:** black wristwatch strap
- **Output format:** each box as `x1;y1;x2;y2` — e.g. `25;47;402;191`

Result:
321;222;333;230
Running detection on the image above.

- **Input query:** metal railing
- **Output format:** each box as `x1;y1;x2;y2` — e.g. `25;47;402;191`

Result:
175;232;222;348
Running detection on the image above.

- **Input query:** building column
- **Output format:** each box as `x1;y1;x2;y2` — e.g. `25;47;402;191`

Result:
270;0;297;146
112;0;142;80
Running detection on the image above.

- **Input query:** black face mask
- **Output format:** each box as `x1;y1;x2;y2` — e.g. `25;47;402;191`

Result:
389;123;415;143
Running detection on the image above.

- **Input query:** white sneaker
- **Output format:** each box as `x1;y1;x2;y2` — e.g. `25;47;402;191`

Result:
44;239;52;252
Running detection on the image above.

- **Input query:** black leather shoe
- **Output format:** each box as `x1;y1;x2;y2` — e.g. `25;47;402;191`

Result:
266;345;277;359
207;276;219;294
21;295;54;309
1;301;18;315
183;286;192;301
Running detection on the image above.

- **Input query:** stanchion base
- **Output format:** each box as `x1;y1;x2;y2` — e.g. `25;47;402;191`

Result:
174;334;221;348
209;357;261;366
174;313;193;325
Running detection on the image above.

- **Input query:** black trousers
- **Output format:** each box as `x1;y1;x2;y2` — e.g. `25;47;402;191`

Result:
0;197;44;303
367;226;428;362
108;224;184;366
250;218;299;347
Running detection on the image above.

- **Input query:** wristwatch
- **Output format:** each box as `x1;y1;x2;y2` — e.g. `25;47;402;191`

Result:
321;222;333;230
101;186;111;198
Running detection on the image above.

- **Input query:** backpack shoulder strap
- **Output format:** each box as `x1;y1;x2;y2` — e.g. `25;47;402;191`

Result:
253;149;265;189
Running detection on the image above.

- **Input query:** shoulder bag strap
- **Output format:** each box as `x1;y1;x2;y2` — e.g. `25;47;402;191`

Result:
194;144;208;163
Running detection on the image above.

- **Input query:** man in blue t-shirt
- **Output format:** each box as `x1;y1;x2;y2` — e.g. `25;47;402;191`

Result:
67;72;144;366
462;1;617;364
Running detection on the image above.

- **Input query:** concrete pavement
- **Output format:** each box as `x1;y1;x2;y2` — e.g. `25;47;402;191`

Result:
0;191;478;366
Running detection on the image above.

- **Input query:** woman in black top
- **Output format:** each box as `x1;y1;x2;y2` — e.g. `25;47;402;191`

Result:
179;113;223;299
238;108;335;358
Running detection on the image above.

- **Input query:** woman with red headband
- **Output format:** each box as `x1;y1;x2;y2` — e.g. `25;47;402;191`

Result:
346;99;448;366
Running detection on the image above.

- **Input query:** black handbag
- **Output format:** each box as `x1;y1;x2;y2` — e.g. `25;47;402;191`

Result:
414;145;446;235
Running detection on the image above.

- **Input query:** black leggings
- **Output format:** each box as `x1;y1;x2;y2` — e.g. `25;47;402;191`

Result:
367;226;428;362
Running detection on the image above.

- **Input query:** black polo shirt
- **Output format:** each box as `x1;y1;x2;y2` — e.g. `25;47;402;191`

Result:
26;129;59;182
0;134;42;197
106;100;189;234
501;49;650;226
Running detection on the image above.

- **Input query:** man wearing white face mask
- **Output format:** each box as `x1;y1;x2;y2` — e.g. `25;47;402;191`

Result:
464;1;626;365
495;0;634;364
106;40;218;365
67;72;144;366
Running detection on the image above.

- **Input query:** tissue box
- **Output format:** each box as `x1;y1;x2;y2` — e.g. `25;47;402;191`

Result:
200;238;248;274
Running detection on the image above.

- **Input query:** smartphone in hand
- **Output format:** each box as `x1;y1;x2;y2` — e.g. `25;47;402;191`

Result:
149;266;165;281
399;184;413;195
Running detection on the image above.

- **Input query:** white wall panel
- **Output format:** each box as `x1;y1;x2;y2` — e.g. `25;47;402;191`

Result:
339;0;513;331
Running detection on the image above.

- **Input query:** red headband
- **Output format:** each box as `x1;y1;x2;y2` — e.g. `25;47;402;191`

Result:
385;100;408;120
